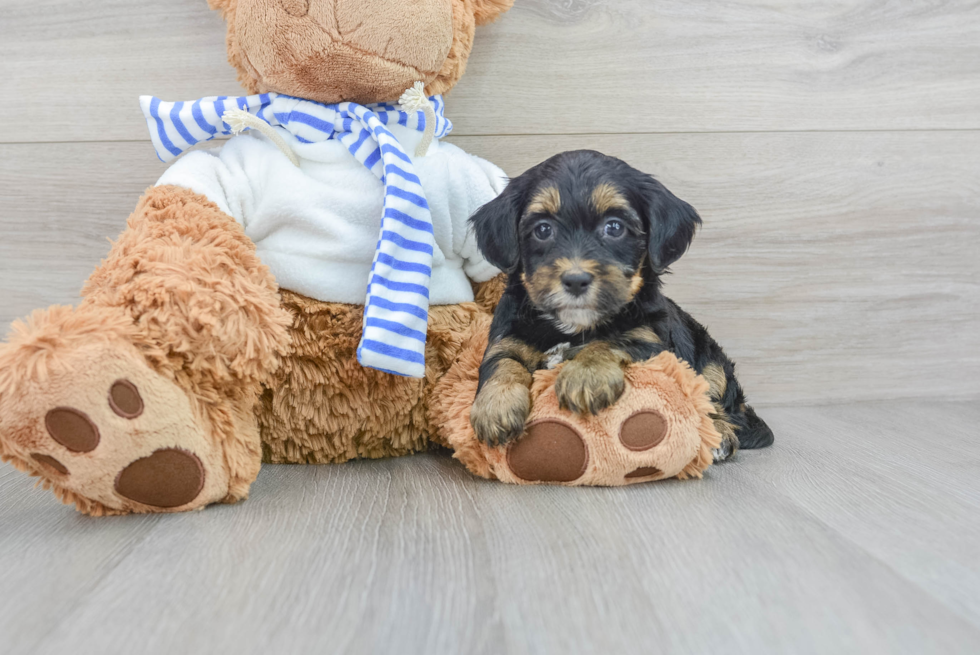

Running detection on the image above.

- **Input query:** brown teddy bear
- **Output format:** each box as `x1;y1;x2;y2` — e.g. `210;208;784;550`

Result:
0;0;516;515
0;0;720;515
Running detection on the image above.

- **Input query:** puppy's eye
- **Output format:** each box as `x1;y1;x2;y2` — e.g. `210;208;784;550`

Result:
533;222;554;241
603;219;625;238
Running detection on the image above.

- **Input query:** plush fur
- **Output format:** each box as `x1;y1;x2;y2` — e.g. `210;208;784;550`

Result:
468;150;774;460
209;0;513;103
430;312;721;485
258;290;499;464
0;0;512;514
0;186;288;514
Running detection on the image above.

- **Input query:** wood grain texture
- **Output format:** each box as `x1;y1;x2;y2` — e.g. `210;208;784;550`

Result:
0;0;240;144
0;143;169;322
2;132;978;405
2;2;979;653
2;0;980;143
449;131;980;404
1;400;979;655
733;402;980;628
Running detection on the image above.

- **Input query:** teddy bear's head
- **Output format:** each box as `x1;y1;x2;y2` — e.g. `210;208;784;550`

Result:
207;0;512;105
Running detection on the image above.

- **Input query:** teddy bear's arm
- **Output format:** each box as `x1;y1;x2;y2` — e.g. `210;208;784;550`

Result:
472;0;514;25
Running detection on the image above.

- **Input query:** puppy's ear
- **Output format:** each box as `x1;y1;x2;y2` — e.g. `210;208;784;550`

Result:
636;176;702;273
469;176;527;274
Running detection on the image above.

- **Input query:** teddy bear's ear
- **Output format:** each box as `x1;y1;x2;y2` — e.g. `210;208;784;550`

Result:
472;0;514;26
206;0;236;18
206;0;262;95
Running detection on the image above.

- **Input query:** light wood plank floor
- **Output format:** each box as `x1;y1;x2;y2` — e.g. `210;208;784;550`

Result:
1;2;978;653
1;400;978;655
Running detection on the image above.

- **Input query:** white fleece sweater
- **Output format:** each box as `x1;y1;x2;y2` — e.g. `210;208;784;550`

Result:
156;123;506;305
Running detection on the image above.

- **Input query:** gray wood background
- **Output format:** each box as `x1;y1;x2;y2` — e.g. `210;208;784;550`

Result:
1;2;980;654
1;0;978;405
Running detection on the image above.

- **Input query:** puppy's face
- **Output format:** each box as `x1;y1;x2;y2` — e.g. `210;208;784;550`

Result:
518;181;645;333
471;150;702;334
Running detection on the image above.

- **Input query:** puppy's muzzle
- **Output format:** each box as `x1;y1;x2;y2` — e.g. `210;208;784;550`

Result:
561;271;594;297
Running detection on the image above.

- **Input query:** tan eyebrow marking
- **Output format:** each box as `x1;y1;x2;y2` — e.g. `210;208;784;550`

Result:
591;183;630;215
526;186;561;216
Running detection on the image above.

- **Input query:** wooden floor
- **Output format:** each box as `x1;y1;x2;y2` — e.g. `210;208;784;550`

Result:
1;2;979;653
1;400;978;655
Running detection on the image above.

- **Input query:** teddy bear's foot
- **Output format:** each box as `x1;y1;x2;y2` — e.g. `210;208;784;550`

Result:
0;306;247;515
501;412;675;483
499;404;692;485
434;347;723;486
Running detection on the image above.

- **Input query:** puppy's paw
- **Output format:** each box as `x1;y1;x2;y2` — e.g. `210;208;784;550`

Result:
470;383;532;447
711;423;738;463
555;358;625;415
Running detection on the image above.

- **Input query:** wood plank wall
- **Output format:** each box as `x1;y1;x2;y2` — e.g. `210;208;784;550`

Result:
0;0;978;405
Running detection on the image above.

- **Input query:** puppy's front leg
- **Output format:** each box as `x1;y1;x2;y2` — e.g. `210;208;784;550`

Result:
555;342;629;415
557;327;665;415
471;337;543;446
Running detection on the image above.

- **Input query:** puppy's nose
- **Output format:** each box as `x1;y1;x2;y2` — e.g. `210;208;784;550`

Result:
561;271;594;297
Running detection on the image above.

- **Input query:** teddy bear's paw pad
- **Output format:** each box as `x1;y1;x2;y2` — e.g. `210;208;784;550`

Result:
108;379;144;418
0;337;231;514
625;466;663;480
114;448;205;508
506;420;589;483
31;453;69;475
44;407;101;452
619;410;668;451
31;373;218;512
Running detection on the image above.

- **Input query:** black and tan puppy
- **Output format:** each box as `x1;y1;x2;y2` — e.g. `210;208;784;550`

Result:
468;150;773;461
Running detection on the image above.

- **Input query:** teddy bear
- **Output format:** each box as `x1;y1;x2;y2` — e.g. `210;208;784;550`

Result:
0;0;723;515
0;0;518;515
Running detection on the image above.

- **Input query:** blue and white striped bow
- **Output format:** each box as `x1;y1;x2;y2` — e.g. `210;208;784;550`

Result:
140;91;453;378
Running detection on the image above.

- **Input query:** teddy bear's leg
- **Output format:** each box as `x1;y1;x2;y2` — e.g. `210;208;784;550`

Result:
433;339;721;486
256;292;429;464
257;292;491;464
0;186;291;514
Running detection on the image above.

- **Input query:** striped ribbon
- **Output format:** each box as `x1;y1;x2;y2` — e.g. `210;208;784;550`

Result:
139;92;453;378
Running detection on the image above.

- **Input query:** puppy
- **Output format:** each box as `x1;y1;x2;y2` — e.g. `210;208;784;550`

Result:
468;150;773;461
